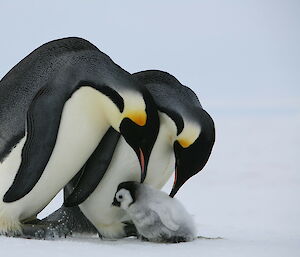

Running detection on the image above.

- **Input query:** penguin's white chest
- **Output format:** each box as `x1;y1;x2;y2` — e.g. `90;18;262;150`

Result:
0;86;110;223
79;136;141;238
144;112;176;189
79;112;176;238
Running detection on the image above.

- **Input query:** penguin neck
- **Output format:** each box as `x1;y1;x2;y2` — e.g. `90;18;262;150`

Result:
158;112;178;145
81;86;122;131
177;119;201;148
100;89;147;131
144;111;177;188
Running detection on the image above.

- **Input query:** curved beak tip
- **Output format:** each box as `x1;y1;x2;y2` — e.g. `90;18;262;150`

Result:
169;187;177;198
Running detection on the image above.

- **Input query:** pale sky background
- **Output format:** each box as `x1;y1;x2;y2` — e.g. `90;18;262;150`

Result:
0;0;299;117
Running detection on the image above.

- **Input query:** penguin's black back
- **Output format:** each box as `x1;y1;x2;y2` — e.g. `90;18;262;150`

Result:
0;37;100;161
132;70;202;121
133;70;201;108
0;37;131;162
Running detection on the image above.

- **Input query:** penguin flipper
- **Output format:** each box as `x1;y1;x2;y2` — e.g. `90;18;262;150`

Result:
63;166;85;202
64;127;120;207
149;202;180;232
3;86;67;203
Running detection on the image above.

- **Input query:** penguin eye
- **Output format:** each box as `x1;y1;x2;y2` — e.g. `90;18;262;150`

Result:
118;195;123;200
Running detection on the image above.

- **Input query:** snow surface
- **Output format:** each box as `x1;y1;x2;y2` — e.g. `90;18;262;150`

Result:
0;1;299;256
1;110;299;257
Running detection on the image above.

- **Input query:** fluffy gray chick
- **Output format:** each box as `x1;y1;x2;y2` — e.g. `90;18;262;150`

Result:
112;181;196;243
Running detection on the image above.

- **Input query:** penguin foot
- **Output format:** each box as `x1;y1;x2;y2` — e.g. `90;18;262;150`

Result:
167;236;188;243
21;224;47;239
196;235;223;240
143;235;192;244
123;221;138;237
20;223;72;240
37;205;98;239
2;229;22;238
138;235;149;242
18;206;97;240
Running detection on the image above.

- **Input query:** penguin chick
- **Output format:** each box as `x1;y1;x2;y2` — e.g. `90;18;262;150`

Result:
112;181;196;243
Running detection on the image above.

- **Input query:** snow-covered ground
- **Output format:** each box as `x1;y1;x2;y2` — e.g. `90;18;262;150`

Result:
1;108;299;257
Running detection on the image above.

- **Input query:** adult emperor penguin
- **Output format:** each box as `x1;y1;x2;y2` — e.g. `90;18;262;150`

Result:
39;69;215;240
134;70;215;197
0;38;159;237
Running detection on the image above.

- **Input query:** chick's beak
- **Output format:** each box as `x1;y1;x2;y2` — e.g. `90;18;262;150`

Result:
112;197;120;207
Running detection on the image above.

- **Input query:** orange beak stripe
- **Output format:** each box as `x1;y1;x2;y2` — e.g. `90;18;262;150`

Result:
139;148;145;174
173;167;178;186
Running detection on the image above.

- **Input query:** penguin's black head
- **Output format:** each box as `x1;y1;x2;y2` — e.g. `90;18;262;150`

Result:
170;108;215;197
120;89;159;183
130;70;215;196
95;84;159;184
112;181;139;209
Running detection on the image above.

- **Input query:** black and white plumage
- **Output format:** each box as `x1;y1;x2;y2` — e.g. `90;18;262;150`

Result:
133;70;215;197
39;69;215;239
0;37;159;237
112;181;196;243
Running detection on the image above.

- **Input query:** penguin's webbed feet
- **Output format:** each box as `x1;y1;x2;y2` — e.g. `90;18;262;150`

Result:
138;235;149;242
21;224;47;239
21;222;74;240
21;216;73;240
27;221;74;239
123;221;138;237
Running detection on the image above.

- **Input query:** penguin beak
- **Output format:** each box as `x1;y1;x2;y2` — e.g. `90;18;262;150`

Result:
119;118;150;182
119;118;153;183
138;148;146;182
129;145;150;183
170;116;215;197
119;90;159;184
112;197;120;207
169;142;191;198
169;167;185;197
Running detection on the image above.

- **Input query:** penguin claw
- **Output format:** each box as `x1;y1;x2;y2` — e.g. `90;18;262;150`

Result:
3;230;22;238
0;224;44;239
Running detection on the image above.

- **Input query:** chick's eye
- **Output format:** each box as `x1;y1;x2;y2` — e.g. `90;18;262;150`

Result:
118;195;123;200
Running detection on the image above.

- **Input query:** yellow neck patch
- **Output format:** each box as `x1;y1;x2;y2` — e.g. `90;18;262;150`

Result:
177;138;193;148
177;122;201;148
121;91;147;127
124;111;147;126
